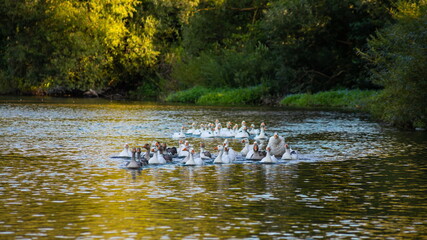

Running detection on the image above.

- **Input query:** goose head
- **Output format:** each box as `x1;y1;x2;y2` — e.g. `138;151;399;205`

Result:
253;142;259;152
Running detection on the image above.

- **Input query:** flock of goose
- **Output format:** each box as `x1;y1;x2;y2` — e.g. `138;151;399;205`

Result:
112;120;299;169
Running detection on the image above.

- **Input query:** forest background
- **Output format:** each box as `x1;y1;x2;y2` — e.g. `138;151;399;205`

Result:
0;0;426;129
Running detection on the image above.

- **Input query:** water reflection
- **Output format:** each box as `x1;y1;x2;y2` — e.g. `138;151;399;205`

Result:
0;96;426;239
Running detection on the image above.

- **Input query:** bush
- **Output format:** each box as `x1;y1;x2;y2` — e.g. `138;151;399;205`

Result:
196;85;269;105
280;89;378;109
363;1;427;129
165;85;269;105
165;86;210;103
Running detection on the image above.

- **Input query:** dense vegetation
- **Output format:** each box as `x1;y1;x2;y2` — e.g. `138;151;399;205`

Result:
0;0;425;129
281;89;378;109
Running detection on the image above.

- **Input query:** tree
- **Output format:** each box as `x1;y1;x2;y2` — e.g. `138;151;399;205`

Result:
364;0;427;129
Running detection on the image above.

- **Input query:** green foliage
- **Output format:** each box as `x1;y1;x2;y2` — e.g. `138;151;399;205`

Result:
363;0;427;129
280;89;379;109
165;86;210;103
165;85;269;105
258;0;395;93
0;0;159;95
172;42;272;89
196;85;269;105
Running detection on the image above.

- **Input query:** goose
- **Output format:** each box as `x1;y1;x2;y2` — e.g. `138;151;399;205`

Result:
232;124;239;137
223;147;235;163
148;147;160;164
238;121;247;131
248;124;260;136
155;143;167;164
213;145;225;164
213;123;222;137
254;123;268;140
192;124;202;136
246;142;266;160
136;147;147;166
161;142;177;159
240;138;252;156
141;144;150;164
181;147;191;164
117;143;132;158
235;126;250;139
178;141;190;158
190;149;205;165
185;149;196;166
200;125;214;138
126;148;141;169
199;143;212;159
220;122;234;138
223;139;237;160
281;144;298;160
267;132;286;157
172;126;186;139
260;147;278;164
186;123;196;135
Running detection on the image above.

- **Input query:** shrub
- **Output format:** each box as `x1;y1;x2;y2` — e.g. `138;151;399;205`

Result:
362;1;427;129
165;86;210;103
280;89;378;109
196;85;268;105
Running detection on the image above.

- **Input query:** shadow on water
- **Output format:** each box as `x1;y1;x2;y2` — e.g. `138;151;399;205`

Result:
0;96;426;239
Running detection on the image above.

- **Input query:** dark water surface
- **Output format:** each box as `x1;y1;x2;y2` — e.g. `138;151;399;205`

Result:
0;96;426;239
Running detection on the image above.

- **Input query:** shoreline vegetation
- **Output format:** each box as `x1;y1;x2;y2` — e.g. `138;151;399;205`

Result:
165;87;424;130
1;0;425;130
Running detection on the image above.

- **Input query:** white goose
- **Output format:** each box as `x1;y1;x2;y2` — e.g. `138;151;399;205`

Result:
213;145;225;164
186;123;196;135
117;143;132;158
235;126;250;139
223;147;235;163
220;122;235;138
267;132;286;157
260;147;278;163
148;147;160;164
172;126;186;139
192;124;202;136
254;123;268;140
249;123;260;136
281;144;298;160
191;149;205;165
178;141;190;158
200;125;214;138
223;139;237;160
185;149;196;166
240;138;251;156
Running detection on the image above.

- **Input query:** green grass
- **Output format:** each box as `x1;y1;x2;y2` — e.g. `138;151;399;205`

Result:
196;85;268;105
165;85;268;105
280;89;379;109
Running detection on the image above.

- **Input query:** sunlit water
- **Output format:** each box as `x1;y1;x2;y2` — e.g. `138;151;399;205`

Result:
0;96;426;239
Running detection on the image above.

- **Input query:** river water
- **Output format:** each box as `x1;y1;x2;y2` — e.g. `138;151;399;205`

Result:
0;96;426;239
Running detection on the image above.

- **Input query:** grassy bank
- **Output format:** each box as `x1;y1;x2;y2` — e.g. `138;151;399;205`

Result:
165;85;269;105
280;89;379;110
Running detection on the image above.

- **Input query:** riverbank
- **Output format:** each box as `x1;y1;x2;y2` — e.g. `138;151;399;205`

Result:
165;85;271;105
164;87;423;130
165;86;378;110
